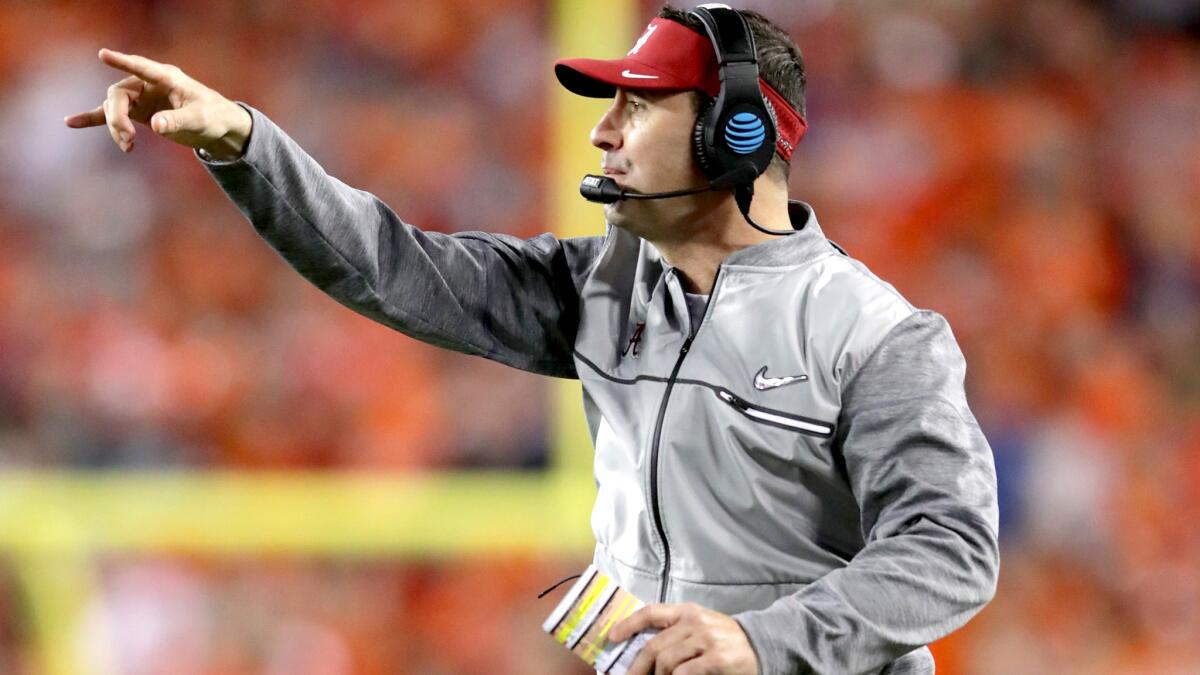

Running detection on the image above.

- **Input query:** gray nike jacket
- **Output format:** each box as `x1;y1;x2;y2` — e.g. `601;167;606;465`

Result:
197;103;1000;675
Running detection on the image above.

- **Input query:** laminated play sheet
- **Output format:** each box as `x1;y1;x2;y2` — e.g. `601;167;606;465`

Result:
542;564;657;674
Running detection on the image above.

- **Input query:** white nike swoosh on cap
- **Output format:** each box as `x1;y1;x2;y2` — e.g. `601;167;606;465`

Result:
621;69;659;79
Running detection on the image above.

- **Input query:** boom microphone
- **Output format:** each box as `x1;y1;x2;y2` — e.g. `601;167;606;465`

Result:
577;164;797;237
579;175;711;203
578;164;758;204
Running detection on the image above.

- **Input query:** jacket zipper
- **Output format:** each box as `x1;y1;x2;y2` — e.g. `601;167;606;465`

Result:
648;266;721;603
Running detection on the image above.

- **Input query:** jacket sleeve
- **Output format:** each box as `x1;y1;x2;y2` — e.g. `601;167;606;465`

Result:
195;102;606;379
733;309;1000;675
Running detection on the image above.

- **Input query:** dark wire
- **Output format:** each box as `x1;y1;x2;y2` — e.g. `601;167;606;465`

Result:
537;573;582;599
735;185;797;236
622;180;798;236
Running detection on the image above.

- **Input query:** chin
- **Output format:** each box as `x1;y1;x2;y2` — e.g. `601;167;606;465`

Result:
605;200;678;241
604;202;638;232
603;201;627;224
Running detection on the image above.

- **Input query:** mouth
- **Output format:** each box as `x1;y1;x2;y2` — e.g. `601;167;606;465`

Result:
601;168;629;191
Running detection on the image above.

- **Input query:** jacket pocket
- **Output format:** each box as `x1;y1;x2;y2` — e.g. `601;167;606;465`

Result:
713;387;835;438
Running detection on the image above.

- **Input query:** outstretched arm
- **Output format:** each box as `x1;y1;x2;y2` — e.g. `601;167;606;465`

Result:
67;49;605;377
196;103;605;378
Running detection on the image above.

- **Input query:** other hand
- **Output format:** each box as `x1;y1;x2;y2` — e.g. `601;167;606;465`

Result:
609;602;759;675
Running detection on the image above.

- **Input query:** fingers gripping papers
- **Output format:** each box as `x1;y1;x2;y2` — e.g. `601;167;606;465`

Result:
543;565;656;674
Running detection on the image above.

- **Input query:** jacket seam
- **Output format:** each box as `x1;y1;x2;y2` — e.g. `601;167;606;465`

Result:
839;307;923;395
603;547;815;587
668;577;814;587
574;349;672;384
717;248;839;274
840;257;917;309
829;257;919;393
584;224;618;282
574;352;836;436
599;546;661;577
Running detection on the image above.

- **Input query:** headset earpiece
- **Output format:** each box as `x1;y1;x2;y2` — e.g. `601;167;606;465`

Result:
689;5;777;186
692;96;718;178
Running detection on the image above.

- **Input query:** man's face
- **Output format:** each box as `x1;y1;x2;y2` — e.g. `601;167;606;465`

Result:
589;88;711;239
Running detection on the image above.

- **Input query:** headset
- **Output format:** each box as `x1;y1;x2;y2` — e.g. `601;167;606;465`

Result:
580;3;798;236
689;3;777;189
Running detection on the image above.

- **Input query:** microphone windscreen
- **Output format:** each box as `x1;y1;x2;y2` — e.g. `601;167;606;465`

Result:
579;174;624;203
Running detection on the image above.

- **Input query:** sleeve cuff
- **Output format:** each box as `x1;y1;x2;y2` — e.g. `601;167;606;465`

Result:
194;101;255;165
732;612;779;675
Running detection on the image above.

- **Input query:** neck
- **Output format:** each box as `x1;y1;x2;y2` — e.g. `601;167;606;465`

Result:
650;176;791;294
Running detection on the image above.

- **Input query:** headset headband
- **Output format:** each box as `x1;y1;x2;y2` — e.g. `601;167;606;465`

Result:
693;4;756;65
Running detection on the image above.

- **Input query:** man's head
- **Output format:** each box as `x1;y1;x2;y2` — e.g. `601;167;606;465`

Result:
555;4;807;238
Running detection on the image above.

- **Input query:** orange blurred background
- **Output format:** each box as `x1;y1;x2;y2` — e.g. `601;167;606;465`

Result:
1;0;1199;673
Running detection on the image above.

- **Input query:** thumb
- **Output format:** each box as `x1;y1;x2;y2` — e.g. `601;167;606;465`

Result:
150;106;203;136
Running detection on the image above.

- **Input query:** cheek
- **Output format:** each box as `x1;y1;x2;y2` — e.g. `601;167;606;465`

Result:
668;125;700;175
630;117;700;181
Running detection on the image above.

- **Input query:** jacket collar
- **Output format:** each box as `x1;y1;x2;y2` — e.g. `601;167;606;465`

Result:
621;200;835;307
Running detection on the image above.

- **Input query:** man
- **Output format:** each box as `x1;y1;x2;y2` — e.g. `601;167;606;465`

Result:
66;4;999;674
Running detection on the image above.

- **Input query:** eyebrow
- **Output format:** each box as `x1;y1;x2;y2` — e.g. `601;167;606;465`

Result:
618;88;672;104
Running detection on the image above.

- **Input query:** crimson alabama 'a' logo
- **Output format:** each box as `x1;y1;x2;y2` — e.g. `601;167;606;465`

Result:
621;322;646;357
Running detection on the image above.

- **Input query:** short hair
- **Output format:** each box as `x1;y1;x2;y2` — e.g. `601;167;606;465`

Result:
656;4;807;180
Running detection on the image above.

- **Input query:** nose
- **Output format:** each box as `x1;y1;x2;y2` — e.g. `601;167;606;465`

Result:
590;97;623;152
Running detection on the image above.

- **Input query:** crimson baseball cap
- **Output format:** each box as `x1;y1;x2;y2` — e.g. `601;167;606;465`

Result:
554;17;807;161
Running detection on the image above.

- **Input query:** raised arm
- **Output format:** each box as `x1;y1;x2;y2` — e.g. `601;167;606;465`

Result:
197;103;605;377
66;49;606;377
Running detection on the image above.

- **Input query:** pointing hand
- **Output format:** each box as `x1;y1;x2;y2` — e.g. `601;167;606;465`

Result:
64;49;251;160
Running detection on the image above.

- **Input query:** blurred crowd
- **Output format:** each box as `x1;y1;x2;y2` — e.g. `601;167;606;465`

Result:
1;0;1199;672
0;0;555;472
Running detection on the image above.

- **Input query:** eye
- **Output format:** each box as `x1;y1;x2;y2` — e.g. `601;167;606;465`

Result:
628;98;646;112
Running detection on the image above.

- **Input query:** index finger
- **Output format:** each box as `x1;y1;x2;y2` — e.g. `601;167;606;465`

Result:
609;604;681;643
98;49;171;84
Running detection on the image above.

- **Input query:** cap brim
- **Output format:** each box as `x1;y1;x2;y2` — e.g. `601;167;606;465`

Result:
554;58;696;98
